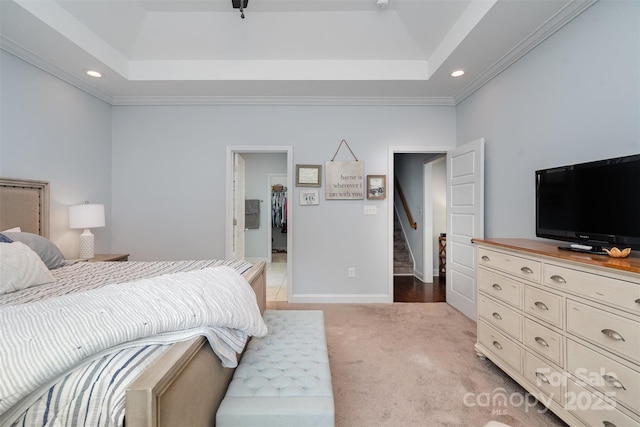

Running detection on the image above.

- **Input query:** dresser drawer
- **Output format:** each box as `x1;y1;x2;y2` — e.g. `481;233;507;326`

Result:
478;321;523;374
567;339;640;414
524;318;563;367
478;248;541;284
567;300;640;364
567;378;640;427
545;263;640;315
524;352;564;405
524;286;563;328
478;268;522;309
478;294;523;341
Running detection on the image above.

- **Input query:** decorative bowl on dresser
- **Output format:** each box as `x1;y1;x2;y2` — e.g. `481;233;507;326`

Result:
473;238;640;427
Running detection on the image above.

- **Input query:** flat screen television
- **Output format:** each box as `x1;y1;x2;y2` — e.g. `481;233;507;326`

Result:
535;154;640;254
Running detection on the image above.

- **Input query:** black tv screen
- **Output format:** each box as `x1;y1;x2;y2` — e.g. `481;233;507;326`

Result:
536;154;640;252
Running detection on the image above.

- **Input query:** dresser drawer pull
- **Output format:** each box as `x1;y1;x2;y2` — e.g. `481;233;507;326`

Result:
492;312;502;320
534;301;549;311
492;283;502;291
534;337;549;347
601;329;625;342
535;371;550;384
481;255;490;262
550;274;566;284
520;266;534;274
635;298;640;305
602;374;626;390
602;422;618;427
492;341;503;350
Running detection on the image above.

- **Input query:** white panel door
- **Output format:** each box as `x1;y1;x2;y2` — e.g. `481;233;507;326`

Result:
233;153;246;260
446;138;484;319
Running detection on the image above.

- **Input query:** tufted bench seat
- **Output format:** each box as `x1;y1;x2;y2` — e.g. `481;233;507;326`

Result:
216;310;334;427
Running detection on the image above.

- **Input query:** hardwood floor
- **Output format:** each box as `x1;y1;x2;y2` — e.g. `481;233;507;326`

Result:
394;275;446;303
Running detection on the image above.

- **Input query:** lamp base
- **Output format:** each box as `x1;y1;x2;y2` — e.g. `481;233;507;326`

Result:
79;228;95;259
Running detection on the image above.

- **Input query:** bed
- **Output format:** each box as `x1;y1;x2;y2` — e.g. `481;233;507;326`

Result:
0;177;267;427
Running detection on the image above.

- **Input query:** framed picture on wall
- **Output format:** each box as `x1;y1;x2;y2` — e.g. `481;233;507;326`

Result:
366;175;386;200
299;189;319;205
296;164;322;187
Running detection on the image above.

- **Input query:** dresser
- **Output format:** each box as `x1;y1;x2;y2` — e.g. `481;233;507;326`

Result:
473;238;640;427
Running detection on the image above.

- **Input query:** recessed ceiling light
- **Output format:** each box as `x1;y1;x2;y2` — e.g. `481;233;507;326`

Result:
451;70;465;77
85;70;102;78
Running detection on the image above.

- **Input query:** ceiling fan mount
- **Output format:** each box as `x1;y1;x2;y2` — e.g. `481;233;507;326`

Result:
231;0;248;18
231;0;249;10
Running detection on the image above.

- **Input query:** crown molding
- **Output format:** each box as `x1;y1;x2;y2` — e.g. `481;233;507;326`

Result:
1;37;453;106
453;0;598;105
1;36;114;105
2;0;596;108
110;96;455;107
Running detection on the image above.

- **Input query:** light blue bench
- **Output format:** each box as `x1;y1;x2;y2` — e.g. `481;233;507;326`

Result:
216;310;334;427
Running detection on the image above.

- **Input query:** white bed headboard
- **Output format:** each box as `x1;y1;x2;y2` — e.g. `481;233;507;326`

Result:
0;178;50;238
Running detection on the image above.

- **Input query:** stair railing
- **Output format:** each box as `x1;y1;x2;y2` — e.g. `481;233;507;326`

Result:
395;178;417;230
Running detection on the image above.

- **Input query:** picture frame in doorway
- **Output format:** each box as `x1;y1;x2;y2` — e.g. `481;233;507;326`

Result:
299;189;319;205
296;164;322;187
366;175;386;200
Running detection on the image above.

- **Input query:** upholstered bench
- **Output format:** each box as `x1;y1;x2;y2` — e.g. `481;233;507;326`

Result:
216;310;334;427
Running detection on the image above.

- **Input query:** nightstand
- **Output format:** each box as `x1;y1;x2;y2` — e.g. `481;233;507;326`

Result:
89;254;129;262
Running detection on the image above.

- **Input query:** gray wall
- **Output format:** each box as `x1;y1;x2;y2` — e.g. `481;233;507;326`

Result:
456;0;640;241
110;105;456;301
0;51;112;258
431;157;446;275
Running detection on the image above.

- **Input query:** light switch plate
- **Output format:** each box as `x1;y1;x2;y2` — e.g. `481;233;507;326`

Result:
364;205;377;215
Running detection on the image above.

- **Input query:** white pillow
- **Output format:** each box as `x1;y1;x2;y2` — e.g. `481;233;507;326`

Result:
0;242;55;295
2;227;21;232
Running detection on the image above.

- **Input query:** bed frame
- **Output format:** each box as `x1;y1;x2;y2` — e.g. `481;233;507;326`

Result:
0;177;49;237
0;177;267;427
126;262;266;427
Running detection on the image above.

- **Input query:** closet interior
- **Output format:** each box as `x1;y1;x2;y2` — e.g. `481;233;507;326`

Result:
271;185;287;254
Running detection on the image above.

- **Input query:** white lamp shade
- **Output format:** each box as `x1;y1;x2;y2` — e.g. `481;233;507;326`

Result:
69;204;105;229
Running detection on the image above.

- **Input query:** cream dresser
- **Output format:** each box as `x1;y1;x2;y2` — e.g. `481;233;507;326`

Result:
473;238;640;427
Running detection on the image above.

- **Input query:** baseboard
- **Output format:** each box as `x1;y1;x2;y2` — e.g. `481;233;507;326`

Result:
289;293;392;303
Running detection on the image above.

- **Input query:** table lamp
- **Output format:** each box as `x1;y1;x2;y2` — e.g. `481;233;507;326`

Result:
69;202;105;259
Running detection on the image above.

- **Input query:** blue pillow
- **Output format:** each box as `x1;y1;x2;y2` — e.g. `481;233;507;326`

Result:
3;232;65;269
0;233;13;243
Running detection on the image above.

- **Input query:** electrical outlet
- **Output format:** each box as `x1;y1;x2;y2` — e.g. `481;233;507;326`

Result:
348;267;356;277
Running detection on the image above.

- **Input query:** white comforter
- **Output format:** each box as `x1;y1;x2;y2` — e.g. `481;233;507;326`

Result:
0;266;268;419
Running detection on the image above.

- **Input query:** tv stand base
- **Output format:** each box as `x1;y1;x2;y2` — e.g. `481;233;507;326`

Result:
558;245;606;255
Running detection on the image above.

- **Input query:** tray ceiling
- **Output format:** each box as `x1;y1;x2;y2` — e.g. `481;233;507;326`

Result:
0;0;596;104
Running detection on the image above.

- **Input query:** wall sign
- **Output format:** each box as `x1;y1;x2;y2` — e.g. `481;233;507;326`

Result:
325;139;364;200
325;161;364;199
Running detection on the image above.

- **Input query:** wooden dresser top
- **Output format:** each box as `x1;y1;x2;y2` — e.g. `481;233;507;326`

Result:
472;238;640;275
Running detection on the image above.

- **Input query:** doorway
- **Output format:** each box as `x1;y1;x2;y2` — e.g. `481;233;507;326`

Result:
268;173;288;302
269;173;288;259
390;148;448;302
226;146;293;303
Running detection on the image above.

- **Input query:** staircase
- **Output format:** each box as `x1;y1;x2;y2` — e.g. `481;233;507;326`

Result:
393;211;414;275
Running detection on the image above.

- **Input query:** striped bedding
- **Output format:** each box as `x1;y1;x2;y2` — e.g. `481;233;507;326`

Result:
11;345;167;427
0;260;266;427
0;259;254;307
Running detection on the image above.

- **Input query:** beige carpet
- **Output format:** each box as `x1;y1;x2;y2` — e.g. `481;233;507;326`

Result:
267;301;567;427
